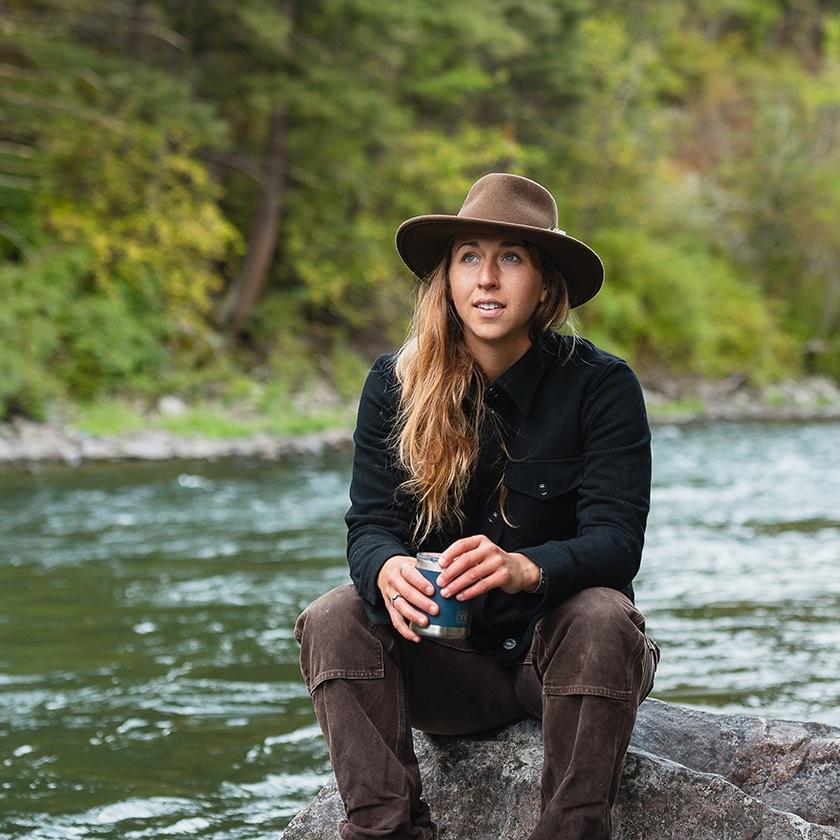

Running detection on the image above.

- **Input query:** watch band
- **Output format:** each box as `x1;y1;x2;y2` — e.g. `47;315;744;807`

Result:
528;565;546;594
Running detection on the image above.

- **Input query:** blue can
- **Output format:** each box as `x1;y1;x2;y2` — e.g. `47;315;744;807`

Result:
409;552;473;639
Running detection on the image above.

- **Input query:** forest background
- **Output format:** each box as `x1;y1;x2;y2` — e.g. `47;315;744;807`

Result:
2;0;839;436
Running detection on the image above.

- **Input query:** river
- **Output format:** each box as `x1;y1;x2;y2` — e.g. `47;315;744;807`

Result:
1;420;838;838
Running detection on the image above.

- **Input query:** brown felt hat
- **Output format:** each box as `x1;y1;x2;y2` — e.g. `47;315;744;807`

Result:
396;172;604;308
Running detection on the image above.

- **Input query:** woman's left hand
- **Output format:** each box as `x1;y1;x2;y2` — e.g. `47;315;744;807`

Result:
436;535;541;600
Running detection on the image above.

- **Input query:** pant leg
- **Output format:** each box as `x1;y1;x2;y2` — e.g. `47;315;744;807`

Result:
295;584;526;840
295;584;432;840
513;587;660;840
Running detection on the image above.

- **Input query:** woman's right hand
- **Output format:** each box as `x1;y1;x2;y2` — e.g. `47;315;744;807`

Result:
377;555;440;643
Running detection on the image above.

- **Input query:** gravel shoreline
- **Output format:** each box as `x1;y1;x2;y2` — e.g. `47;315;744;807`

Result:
2;377;839;467
0;423;356;468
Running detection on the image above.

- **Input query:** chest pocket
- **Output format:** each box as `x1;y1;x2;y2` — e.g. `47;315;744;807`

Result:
503;457;582;541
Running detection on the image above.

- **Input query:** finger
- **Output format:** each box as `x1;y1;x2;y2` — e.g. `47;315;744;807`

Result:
438;546;492;590
442;550;506;597
440;560;486;598
390;587;435;627
387;602;421;643
389;562;440;615
388;595;430;639
390;572;438;615
438;535;483;567
453;568;509;601
380;560;430;602
401;565;436;599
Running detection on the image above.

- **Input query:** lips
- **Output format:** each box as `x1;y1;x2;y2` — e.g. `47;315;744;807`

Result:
472;300;506;320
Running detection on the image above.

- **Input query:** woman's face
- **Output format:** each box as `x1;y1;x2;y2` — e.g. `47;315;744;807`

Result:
448;234;546;371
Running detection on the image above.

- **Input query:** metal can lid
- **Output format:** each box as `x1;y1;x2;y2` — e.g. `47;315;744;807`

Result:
415;552;443;572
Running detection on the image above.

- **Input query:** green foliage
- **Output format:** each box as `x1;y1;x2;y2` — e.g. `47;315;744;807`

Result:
0;5;240;418
2;0;839;423
0;248;83;419
328;343;373;403
585;228;792;380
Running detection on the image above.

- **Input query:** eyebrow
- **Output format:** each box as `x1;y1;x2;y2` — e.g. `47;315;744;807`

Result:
455;239;527;250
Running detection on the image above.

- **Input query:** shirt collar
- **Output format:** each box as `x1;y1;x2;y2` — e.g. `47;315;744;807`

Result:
490;331;558;416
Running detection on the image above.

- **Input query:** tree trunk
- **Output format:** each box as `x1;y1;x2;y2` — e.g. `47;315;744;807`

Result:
216;106;289;334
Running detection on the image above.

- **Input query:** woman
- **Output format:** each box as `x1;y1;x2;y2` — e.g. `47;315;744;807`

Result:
295;173;660;840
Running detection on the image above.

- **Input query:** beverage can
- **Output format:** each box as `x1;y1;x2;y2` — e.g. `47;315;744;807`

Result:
409;552;473;639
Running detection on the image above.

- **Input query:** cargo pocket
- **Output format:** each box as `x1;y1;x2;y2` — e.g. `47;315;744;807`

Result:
295;584;386;694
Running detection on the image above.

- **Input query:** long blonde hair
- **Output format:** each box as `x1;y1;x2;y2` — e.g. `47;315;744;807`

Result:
392;239;571;543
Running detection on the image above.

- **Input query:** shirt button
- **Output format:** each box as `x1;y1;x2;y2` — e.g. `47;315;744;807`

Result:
488;510;499;523
487;386;497;399
537;483;549;497
502;638;517;651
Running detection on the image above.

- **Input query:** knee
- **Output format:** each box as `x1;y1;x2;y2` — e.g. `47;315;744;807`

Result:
538;587;646;658
568;586;645;630
294;583;368;646
295;584;385;693
534;588;648;696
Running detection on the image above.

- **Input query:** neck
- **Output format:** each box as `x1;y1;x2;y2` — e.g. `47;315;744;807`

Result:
466;336;533;381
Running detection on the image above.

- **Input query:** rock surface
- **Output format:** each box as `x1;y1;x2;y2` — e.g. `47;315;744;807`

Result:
631;700;840;827
282;699;840;839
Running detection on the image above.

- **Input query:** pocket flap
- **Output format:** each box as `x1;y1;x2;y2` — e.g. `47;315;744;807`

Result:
505;458;583;500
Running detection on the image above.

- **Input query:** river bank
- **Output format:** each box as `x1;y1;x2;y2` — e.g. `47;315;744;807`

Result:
2;376;839;467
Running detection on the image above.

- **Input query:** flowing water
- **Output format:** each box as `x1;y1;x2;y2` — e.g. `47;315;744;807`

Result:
1;421;838;838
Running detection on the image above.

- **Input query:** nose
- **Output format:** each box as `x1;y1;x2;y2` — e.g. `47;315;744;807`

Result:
477;259;500;289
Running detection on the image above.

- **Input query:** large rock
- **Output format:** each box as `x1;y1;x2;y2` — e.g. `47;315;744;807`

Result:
282;700;840;839
630;700;840;827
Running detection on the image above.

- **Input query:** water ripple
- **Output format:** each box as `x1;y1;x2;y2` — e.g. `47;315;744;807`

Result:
1;428;838;836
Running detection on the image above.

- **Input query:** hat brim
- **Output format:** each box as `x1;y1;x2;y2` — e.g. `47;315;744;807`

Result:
396;215;604;309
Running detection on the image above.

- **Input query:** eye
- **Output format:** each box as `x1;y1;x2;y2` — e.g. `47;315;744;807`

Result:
461;252;479;263
502;252;521;262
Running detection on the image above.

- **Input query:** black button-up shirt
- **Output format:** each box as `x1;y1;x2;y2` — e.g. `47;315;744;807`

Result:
345;330;652;659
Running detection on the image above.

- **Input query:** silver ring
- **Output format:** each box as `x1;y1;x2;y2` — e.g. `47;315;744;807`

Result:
390;592;402;603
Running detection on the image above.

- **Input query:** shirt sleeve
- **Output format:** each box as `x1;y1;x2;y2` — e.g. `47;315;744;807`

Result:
518;359;652;608
344;355;416;617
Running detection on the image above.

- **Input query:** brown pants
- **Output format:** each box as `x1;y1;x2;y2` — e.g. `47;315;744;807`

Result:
295;584;659;840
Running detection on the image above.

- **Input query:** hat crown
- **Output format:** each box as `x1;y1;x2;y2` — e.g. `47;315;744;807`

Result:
458;173;558;231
